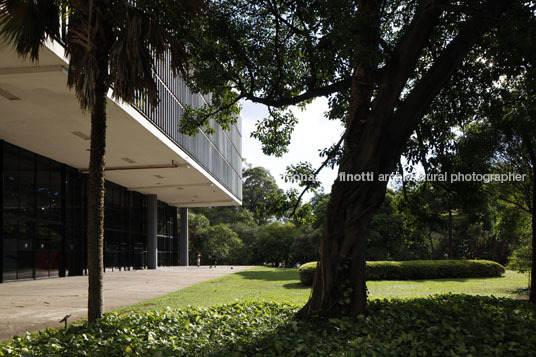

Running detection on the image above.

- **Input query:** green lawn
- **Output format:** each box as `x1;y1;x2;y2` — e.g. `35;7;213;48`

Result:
119;267;529;314
368;269;528;298
3;267;534;356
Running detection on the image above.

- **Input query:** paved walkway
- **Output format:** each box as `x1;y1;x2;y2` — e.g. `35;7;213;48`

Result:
0;266;253;341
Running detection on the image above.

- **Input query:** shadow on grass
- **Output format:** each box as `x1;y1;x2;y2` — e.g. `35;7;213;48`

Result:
203;295;536;357
508;287;530;300
283;282;310;290
383;275;512;283
236;269;299;282
377;277;471;283
205;319;314;357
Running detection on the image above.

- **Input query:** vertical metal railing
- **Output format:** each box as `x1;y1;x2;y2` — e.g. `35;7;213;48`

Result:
51;7;242;201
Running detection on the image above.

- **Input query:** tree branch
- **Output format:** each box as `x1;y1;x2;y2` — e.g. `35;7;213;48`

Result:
372;0;445;115
496;195;530;214
389;0;514;152
290;133;346;217
187;93;245;130
242;78;351;107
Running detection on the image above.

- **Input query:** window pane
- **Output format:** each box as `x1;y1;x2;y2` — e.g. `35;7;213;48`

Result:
36;158;49;220
2;238;17;281
49;161;62;221
3;144;19;217
19;149;34;217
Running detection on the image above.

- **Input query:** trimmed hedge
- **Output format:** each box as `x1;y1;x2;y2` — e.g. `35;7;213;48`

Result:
299;260;505;286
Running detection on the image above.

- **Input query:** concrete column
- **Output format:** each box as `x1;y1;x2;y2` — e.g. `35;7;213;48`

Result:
146;194;158;269
180;207;189;266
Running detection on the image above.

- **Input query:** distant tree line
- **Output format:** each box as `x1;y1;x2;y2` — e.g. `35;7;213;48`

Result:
184;165;532;272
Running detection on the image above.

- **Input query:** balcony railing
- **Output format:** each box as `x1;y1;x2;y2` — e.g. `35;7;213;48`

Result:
52;12;242;201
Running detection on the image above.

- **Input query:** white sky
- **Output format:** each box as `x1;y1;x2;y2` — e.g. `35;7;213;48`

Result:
240;98;345;200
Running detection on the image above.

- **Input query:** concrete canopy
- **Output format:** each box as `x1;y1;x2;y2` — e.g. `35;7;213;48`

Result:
0;39;240;208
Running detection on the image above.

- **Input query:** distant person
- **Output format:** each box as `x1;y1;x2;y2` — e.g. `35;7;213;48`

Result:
209;255;217;268
196;252;202;267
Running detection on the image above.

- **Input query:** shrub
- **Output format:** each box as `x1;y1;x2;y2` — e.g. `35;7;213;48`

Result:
299;260;505;286
1;296;535;356
299;261;318;285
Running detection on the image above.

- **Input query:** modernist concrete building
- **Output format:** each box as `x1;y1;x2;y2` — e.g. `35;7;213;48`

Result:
0;38;242;282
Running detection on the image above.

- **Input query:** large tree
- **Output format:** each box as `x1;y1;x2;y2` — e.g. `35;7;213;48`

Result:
0;0;201;322
242;166;282;224
179;0;530;316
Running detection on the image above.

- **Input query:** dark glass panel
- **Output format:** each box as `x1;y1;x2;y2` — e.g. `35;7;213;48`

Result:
17;219;34;279
157;202;166;236
65;168;83;275
35;223;49;278
3;144;19;217
18;250;33;279
18;221;34;275
2;239;17;281
48;250;60;277
48;161;62;221
65;224;81;276
36;158;49;220
3;217;18;240
34;251;49;278
19;149;35;217
49;225;62;277
49;223;62;247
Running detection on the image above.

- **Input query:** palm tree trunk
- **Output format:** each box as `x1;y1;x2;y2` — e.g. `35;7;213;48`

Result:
87;80;107;323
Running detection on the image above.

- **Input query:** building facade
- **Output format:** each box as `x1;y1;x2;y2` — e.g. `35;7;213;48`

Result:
0;35;242;283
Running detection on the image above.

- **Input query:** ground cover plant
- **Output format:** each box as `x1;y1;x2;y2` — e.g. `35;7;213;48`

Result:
299;260;506;286
1;296;535;356
119;267;527;314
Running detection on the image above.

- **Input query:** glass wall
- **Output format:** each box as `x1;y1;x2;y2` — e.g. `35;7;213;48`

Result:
104;181;129;271
1;141;179;283
1;143;64;281
157;202;178;267
64;166;84;276
131;192;147;269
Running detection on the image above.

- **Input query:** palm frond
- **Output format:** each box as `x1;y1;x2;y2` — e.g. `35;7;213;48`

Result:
0;0;61;61
109;5;158;106
65;0;114;110
108;0;204;106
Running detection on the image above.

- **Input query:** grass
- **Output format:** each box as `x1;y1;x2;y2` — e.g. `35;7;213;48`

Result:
118;268;310;314
119;267;529;314
367;269;529;298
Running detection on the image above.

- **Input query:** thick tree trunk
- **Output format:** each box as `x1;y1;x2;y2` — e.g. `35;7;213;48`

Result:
299;110;400;317
87;81;107;323
301;180;387;316
530;166;536;304
299;0;511;318
428;230;435;258
448;209;453;259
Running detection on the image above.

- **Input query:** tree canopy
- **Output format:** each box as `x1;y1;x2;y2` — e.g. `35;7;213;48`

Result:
178;0;536;316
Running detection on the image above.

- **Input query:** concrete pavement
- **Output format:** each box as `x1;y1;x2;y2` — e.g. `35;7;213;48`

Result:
0;266;253;341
